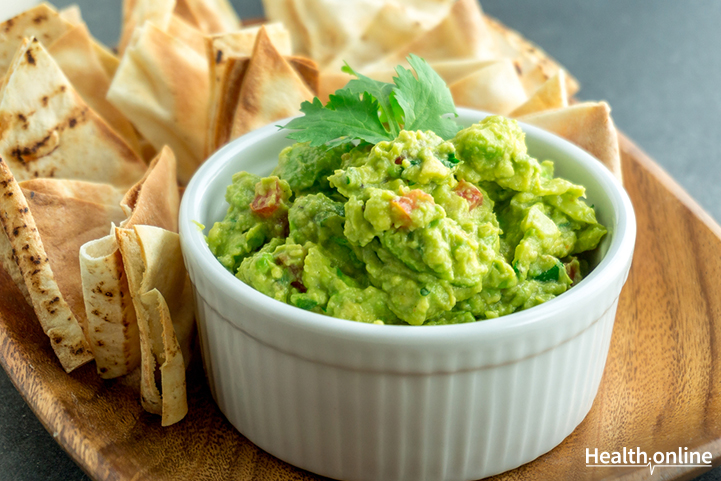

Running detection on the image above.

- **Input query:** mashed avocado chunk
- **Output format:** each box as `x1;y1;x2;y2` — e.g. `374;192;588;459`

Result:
208;116;606;325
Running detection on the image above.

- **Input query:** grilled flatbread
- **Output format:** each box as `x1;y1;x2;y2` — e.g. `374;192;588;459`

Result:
323;0;453;72
0;38;146;186
80;147;180;379
484;14;580;97
379;0;498;67
0;161;126;372
510;69;568;117
48;24;142;153
205;23;292;155
121;146;180;232
174;0;240;34
449;59;528;115
58;4;121;79
118;0;175;55
116;225;194;426
519;101;623;183
108;23;209;184
229;27;314;141
0;4;71;77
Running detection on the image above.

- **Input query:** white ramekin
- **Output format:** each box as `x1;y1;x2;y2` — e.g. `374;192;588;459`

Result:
179;109;636;481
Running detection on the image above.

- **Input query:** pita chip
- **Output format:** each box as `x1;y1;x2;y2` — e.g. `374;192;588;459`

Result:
206;56;250;156
59;5;83;25
20;178;125;206
362;58;496;88
205;23;292;155
0;160;126;372
48;24;142;154
0;4;72;77
79;233;139;379
510;69;569;117
0;38;146;186
116;225;194;426
118;0;175;55
229;27;314;143
167;14;207;57
108;23;209;184
323;1;453;72
80;147;179;379
449;59;528;115
174;0;241;34
519;102;623;183
289;0;386;68
318;70;353;103
287;57;320;95
121;146;180;232
380;0;498;66
484;15;580;97
58;3;121;79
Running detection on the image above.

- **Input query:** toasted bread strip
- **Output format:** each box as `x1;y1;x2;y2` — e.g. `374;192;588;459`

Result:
0;158;93;372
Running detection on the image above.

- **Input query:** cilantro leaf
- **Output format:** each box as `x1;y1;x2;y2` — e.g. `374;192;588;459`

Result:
281;55;460;146
283;93;392;147
342;63;401;137
393;54;459;140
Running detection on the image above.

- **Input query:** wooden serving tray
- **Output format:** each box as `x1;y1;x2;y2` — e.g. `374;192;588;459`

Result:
0;134;718;481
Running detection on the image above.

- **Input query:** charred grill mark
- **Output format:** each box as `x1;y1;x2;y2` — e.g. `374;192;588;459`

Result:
42;96;48;106
215;49;223;64
10;131;59;164
25;49;36;66
69;118;77;128
32;14;47;24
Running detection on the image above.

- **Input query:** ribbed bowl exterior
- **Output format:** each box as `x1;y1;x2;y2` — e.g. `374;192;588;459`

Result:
187;254;625;481
180;109;636;481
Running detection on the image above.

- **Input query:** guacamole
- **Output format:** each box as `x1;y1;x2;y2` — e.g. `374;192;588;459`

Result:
208;116;606;325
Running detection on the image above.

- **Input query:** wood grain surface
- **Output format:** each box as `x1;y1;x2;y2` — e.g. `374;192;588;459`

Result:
0;134;718;481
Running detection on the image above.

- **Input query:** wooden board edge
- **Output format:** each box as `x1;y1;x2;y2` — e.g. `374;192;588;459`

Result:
618;132;721;240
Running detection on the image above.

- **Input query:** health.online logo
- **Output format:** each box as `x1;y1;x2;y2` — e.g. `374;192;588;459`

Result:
586;447;712;475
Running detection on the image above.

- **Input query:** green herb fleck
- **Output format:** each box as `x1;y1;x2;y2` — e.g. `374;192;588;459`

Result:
533;264;560;282
294;298;318;311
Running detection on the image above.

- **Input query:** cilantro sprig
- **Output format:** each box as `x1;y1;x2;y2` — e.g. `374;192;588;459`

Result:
281;54;459;147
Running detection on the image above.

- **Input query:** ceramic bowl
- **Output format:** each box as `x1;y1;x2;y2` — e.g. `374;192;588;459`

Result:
179;108;636;481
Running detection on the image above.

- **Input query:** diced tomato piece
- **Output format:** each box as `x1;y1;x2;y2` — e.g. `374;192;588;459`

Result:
390;189;434;227
454;180;483;210
251;181;283;218
406;189;434;204
390;196;414;225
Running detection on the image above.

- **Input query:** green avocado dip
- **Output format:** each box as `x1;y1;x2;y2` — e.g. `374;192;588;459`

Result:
207;115;607;325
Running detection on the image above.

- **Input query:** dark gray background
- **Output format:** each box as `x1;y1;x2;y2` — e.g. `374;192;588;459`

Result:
1;1;719;480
